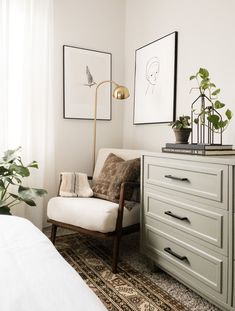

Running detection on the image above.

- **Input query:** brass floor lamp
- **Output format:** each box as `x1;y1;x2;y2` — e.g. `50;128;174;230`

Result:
92;80;130;172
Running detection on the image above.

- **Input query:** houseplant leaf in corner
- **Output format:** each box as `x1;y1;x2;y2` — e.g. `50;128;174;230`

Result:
0;147;47;215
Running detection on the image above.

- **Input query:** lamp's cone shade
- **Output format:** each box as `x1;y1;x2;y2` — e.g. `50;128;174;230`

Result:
113;85;130;100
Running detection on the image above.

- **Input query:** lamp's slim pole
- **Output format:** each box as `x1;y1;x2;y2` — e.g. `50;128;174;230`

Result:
92;85;98;173
92;80;129;173
92;80;119;173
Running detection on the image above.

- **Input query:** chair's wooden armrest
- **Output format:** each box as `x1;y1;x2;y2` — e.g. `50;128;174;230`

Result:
122;181;140;189
115;181;140;232
120;181;140;201
118;181;140;210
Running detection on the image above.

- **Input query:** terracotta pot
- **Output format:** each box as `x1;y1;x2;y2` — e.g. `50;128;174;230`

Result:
173;128;192;144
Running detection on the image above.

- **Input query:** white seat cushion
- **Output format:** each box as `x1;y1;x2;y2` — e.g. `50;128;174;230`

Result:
47;197;139;233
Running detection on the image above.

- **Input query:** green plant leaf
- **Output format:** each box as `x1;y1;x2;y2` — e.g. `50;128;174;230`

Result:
199;68;209;79
18;185;47;201
0;166;8;176
214;100;225;109
209;83;216;88
189;68;233;133
201;78;209;84
4;177;16;185
8;193;21;200
34;188;47;196
0;180;5;188
11;176;22;184
3;176;22;186
28;161;38;169
219;120;228;128
179;116;190;121
2;175;22;184
0;200;8;207
24;199;36;206
201;83;209;90
171;116;191;129
1;147;21;163
9;190;36;206
207;114;220;123
213;123;220;130
211;89;220;96
0;206;11;215
226;109;233;120
0;147;47;211
171;120;180;128
9;164;30;177
207;114;220;126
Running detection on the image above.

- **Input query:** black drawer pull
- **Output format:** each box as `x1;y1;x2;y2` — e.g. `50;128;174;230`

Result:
164;211;188;221
164;174;188;182
164;247;188;261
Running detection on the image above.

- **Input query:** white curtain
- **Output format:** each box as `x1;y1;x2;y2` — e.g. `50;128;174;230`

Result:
0;0;55;229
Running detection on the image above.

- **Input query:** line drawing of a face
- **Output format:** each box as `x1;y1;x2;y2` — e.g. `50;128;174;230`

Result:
145;57;160;95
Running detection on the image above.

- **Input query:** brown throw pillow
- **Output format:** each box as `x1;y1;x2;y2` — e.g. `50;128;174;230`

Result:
93;153;140;202
92;153;124;200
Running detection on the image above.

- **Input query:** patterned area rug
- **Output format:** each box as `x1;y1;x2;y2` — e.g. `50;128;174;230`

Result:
55;233;189;311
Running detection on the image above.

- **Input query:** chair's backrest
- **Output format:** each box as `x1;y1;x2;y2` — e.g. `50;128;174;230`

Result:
93;148;144;181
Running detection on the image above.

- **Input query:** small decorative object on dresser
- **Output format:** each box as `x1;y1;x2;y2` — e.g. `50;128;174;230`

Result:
190;67;233;145
163;68;234;156
169;115;191;144
141;151;235;311
162;144;235;156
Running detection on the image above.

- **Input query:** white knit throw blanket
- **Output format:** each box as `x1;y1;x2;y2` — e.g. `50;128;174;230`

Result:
59;172;93;197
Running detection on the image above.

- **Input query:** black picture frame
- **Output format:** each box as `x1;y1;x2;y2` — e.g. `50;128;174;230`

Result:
133;31;178;125
63;45;112;120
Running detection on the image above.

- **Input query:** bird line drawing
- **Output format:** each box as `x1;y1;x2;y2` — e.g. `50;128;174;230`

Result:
83;65;96;88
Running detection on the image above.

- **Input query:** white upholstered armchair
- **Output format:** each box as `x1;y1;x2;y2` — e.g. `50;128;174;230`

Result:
47;148;142;273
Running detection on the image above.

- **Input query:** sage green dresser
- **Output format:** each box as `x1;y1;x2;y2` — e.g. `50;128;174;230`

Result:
141;152;235;310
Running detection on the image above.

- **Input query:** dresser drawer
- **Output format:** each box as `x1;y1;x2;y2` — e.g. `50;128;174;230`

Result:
143;224;227;302
144;156;228;208
144;188;227;253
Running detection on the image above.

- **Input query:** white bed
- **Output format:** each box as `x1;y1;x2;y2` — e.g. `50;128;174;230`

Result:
0;215;107;311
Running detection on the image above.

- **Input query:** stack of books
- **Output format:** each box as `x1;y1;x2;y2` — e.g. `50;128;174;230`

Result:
162;143;235;156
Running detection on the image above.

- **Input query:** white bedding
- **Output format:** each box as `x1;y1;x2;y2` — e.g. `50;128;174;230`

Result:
0;215;107;311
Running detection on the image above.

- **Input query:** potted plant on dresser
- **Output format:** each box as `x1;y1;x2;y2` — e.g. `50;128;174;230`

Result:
170;115;191;144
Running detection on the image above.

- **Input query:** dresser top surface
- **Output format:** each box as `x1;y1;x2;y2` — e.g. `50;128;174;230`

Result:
142;151;235;166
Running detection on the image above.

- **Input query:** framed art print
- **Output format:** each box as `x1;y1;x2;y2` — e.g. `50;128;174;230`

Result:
63;45;112;120
133;32;177;124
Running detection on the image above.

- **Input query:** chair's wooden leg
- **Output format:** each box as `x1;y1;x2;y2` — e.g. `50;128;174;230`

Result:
112;233;122;273
51;224;57;244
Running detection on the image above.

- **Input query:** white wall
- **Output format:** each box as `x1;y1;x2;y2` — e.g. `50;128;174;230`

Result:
53;0;126;183
123;0;235;151
42;0;235;227
52;0;235;195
